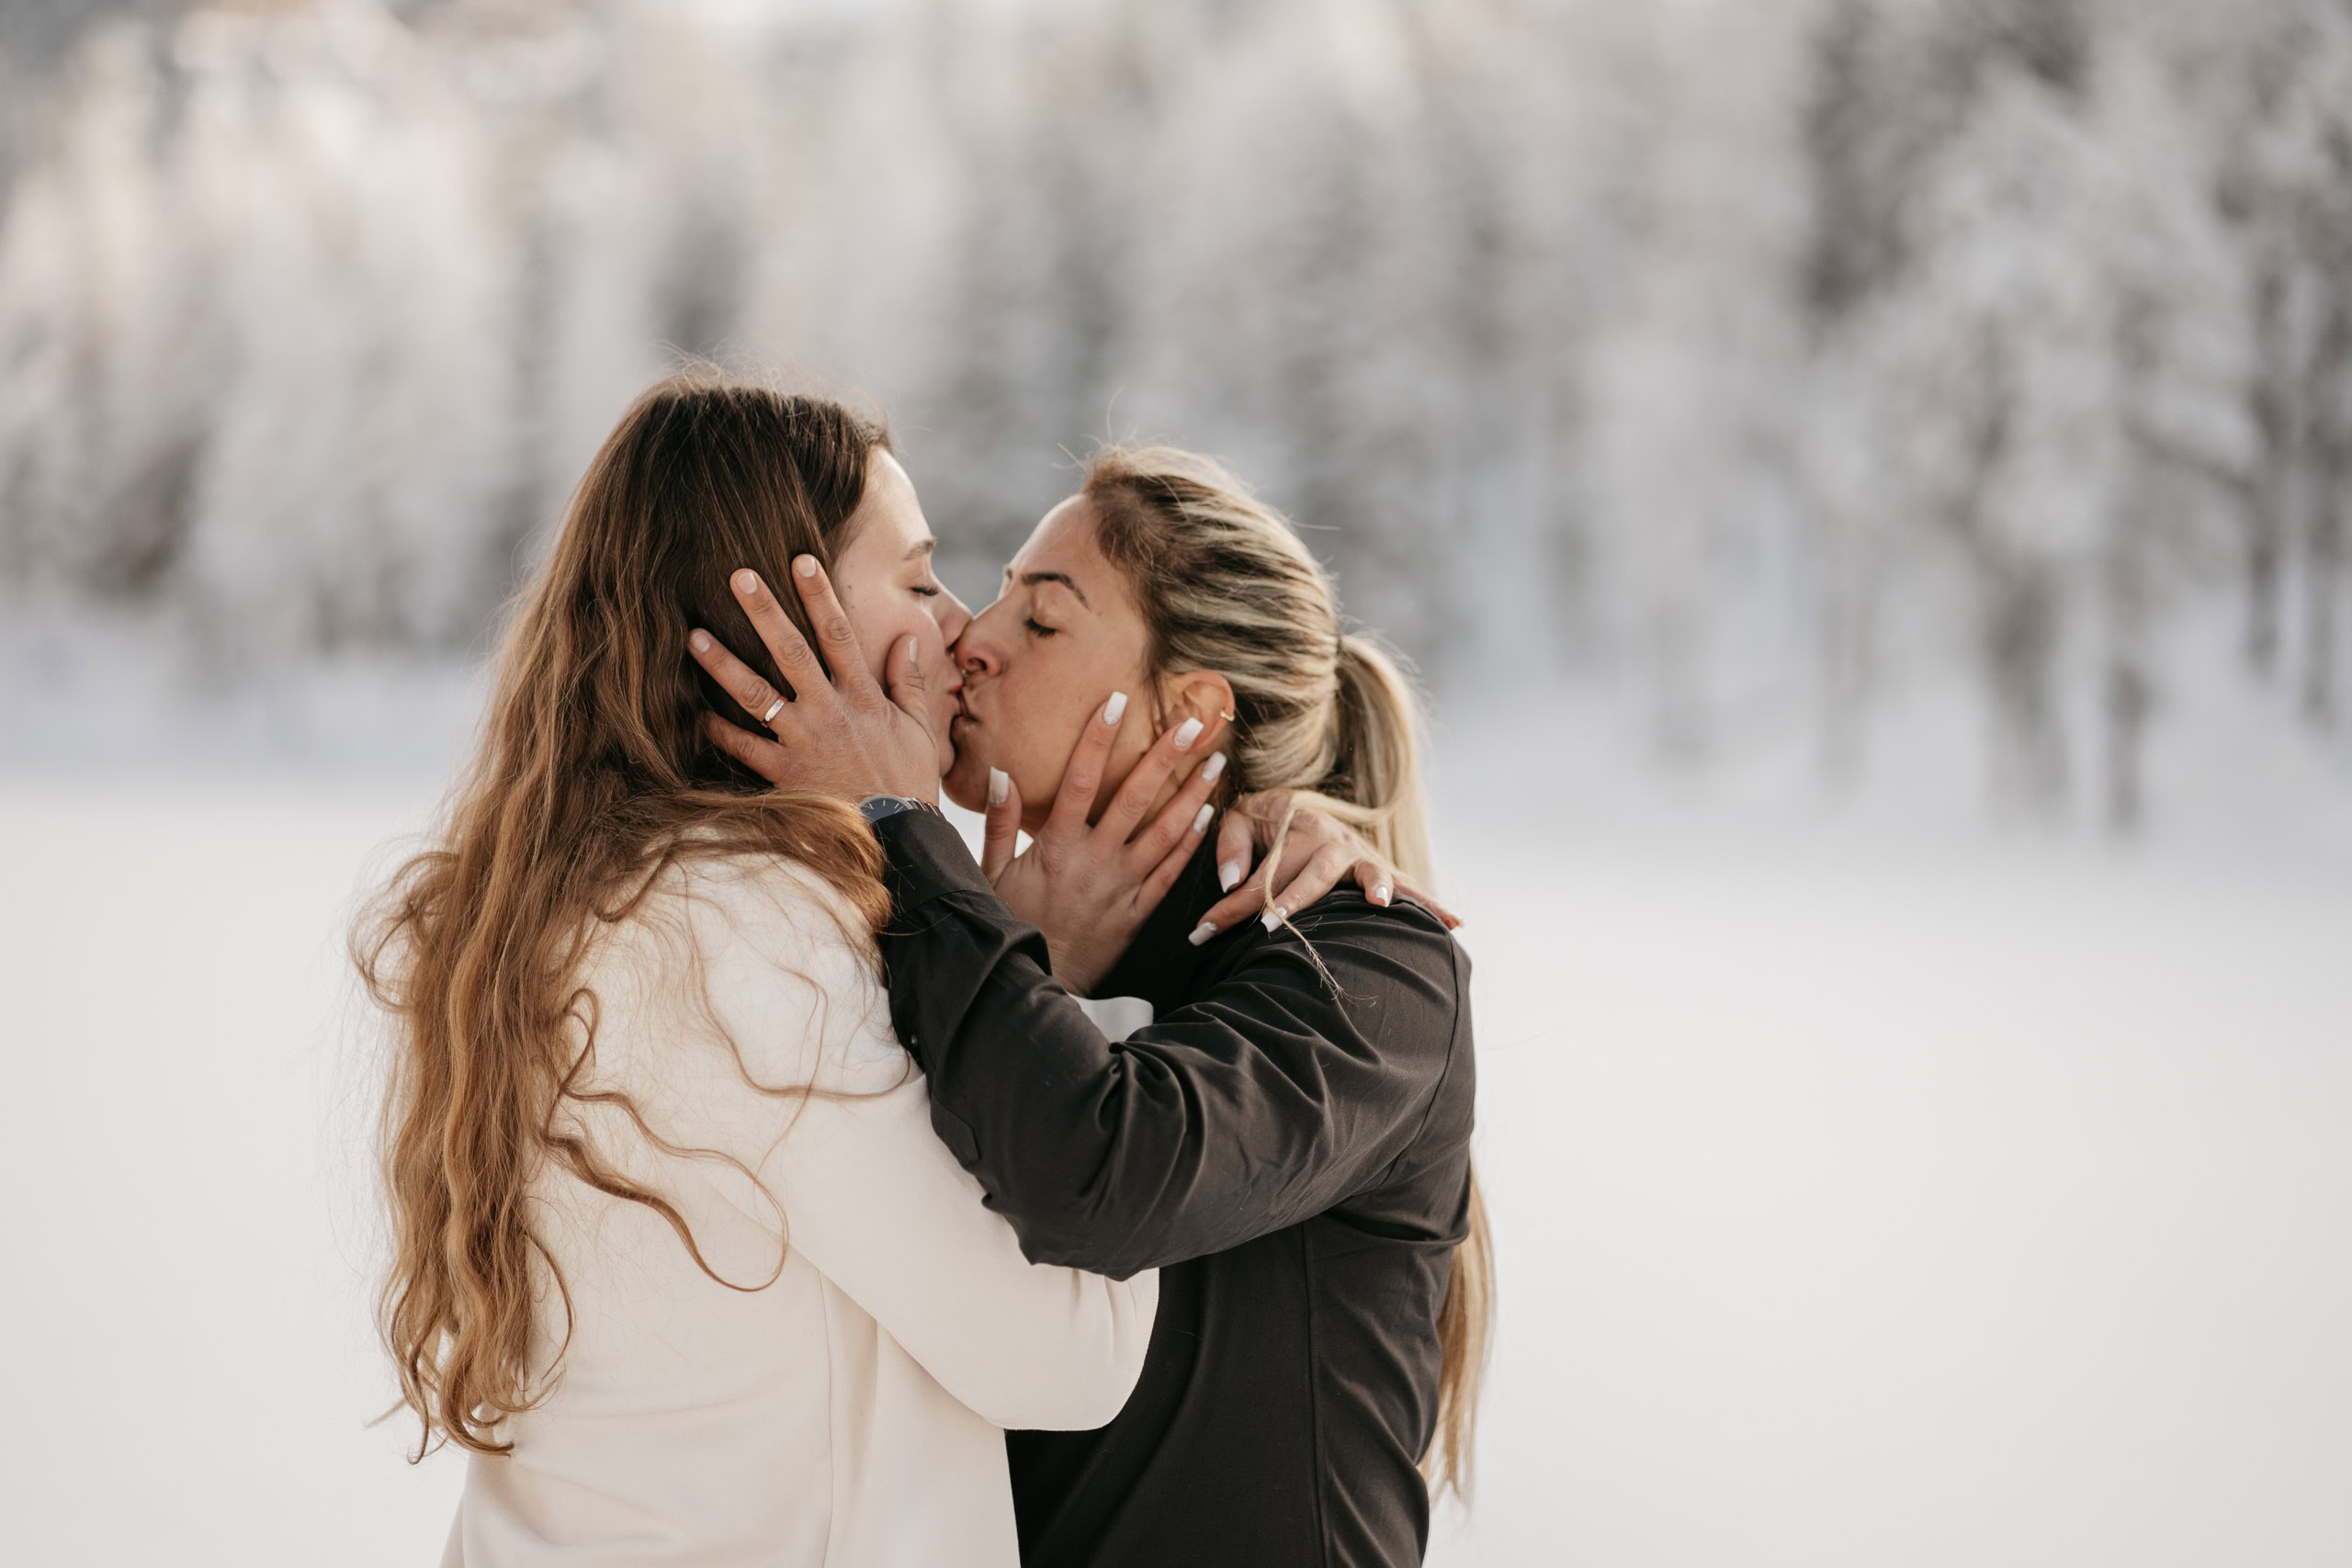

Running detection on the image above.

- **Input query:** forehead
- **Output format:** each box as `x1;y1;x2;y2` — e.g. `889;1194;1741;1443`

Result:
1004;495;1149;633
1009;495;1101;573
849;450;929;551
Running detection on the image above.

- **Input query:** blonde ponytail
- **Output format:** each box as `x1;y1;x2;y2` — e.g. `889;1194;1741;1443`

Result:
1080;444;1493;1498
1330;632;1432;881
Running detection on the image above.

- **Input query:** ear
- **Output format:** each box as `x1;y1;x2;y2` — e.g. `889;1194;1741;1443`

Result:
1159;669;1236;750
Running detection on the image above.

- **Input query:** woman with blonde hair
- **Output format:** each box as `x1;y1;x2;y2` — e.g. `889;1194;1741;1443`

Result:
357;376;1207;1565
698;442;1489;1568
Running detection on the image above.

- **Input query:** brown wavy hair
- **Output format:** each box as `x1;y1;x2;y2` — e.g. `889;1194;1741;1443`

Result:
356;372;893;1459
1080;444;1495;1496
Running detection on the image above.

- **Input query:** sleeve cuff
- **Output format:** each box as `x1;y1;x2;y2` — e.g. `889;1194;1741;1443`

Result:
872;806;998;911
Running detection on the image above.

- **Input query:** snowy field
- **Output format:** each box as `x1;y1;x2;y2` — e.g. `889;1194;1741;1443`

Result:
3;726;2348;1566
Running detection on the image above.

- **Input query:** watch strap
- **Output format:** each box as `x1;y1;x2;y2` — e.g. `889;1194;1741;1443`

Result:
857;795;936;827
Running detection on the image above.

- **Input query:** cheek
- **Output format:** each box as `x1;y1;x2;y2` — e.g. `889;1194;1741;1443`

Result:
1001;682;1098;807
917;621;956;687
860;604;946;686
859;612;905;686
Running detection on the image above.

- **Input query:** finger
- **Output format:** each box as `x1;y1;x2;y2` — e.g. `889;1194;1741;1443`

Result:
1195;855;1279;938
980;767;1022;880
1262;840;1356;931
1351;857;1397;908
1045;691;1127;838
1136;795;1215;941
701;712;792;785
689;627;795;735
1213;810;1254;898
727;570;832;711
1390;875;1464;930
1124;745;1227;877
785;554;881;701
883;633;928;727
1101;714;1211;847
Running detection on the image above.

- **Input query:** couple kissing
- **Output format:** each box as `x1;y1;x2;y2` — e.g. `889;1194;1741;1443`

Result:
363;370;1490;1568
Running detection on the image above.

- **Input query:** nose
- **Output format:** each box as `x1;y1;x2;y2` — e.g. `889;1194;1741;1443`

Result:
933;585;974;649
953;601;1004;682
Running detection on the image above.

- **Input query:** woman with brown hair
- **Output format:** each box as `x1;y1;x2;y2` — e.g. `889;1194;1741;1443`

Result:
697;443;1488;1568
357;373;1210;1565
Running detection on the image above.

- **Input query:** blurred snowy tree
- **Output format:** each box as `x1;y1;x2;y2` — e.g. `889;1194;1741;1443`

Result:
1582;0;1813;762
1800;0;2286;823
2212;0;2352;728
0;6;524;656
0;0;2345;819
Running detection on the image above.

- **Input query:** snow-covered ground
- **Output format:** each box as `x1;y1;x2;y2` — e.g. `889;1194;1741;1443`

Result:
3;710;2347;1564
1425;820;2352;1565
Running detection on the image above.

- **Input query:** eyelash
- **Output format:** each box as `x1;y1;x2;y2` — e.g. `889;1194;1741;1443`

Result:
911;584;940;598
1025;617;1057;638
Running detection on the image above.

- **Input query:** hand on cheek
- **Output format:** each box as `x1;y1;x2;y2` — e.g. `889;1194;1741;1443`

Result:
1088;708;1155;825
1026;692;1123;834
980;692;1225;992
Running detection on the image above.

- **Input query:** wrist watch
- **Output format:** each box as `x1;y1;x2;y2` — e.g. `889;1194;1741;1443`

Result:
857;795;937;826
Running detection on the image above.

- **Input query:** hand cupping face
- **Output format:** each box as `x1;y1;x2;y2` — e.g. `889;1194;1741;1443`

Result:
977;693;1227;996
688;558;945;807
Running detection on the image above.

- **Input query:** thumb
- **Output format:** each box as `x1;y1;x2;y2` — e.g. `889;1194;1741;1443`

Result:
981;767;1023;880
883;634;928;723
1213;809;1253;897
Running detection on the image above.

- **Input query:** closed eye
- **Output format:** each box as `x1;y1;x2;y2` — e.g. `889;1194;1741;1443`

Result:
1024;617;1057;637
911;583;940;598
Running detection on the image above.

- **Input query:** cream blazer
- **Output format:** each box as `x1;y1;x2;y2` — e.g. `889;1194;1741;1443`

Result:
441;854;1159;1567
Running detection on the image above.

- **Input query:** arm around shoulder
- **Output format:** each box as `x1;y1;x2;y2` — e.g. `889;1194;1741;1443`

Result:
864;813;1470;1278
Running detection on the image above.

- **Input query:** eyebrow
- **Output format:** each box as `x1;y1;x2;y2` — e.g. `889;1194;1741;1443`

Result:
1008;568;1091;609
904;539;936;560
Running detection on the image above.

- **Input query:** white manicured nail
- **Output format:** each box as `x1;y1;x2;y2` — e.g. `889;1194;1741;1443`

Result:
1190;803;1214;835
1201;751;1227;784
1102;692;1127;726
1218;860;1242;892
1260;906;1286;932
1171;717;1204;750
1187;920;1218;947
1373;884;1392;906
988;767;1009;807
